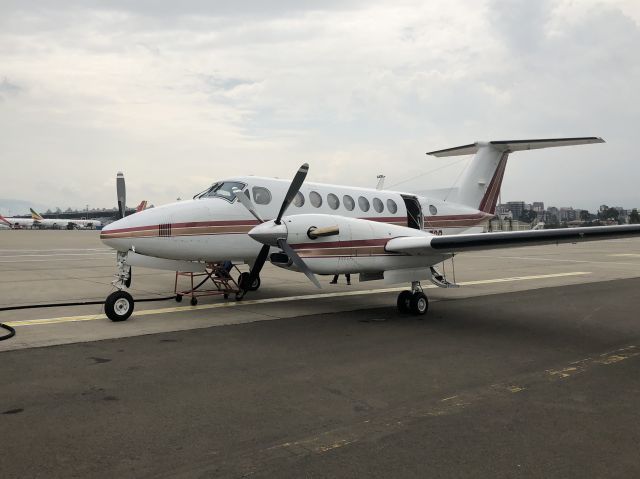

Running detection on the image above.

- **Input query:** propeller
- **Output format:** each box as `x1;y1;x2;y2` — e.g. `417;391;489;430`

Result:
116;172;126;219
275;163;308;224
235;163;321;291
277;239;321;289
232;188;263;223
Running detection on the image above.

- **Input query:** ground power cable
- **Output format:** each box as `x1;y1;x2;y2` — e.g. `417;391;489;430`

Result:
0;295;175;341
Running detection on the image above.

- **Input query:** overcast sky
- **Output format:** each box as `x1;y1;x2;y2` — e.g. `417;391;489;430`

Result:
1;0;638;213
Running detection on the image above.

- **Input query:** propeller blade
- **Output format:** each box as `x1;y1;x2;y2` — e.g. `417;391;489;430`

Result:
116;172;126;219
275;163;309;225
244;244;270;290
233;188;263;223
277;239;321;289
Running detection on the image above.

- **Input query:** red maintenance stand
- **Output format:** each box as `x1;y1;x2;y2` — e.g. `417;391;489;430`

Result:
174;263;245;306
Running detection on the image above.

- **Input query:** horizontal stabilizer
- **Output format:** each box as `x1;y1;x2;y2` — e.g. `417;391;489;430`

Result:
427;137;604;157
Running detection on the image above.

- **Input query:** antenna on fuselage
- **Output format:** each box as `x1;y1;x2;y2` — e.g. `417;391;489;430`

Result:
376;175;385;190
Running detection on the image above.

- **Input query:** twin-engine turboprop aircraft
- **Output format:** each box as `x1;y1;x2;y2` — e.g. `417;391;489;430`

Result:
100;137;640;321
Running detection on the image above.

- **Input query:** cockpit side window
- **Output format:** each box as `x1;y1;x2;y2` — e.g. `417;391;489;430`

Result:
199;181;246;202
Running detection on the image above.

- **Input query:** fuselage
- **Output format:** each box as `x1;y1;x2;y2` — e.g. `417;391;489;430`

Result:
1;217;35;228
100;176;490;271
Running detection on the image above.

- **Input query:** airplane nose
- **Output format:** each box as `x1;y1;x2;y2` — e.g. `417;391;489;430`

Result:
100;217;131;252
248;222;287;246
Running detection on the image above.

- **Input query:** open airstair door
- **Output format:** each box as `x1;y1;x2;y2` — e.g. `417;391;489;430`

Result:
402;195;423;230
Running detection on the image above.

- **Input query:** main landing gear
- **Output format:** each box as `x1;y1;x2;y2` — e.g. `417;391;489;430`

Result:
396;281;428;316
105;251;135;322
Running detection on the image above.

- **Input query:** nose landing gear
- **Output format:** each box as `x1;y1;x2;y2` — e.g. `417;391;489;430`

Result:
105;251;135;322
396;281;428;317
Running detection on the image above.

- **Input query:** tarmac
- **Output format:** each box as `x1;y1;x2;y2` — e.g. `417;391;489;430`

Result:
1;230;639;478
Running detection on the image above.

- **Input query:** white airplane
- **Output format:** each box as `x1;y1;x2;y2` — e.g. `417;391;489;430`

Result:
0;213;34;229
99;137;640;322
29;209;103;229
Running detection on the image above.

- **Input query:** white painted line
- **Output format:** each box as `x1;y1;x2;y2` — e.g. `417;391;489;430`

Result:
5;271;591;328
610;253;640;258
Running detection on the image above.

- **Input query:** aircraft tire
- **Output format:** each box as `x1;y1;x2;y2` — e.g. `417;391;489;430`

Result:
105;290;134;322
175;294;182;303
238;272;260;291
397;290;412;313
190;297;198;306
409;292;428;317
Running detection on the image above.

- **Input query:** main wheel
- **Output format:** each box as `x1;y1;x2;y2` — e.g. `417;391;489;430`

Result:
175;294;183;303
238;272;260;291
105;290;134;322
190;296;198;306
409;292;429;316
397;290;412;313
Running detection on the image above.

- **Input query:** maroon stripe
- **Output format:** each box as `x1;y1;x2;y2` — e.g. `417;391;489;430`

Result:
105;219;260;234
478;152;509;214
291;238;391;250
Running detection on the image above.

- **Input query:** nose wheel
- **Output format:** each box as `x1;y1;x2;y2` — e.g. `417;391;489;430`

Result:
396;282;428;316
105;290;135;322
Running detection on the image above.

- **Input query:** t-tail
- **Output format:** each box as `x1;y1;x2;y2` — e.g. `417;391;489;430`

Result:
427;137;605;214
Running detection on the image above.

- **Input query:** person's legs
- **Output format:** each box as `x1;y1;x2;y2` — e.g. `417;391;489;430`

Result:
346;273;351;285
330;274;338;284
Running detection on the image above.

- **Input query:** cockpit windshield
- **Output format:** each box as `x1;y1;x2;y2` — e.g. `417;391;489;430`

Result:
194;181;246;201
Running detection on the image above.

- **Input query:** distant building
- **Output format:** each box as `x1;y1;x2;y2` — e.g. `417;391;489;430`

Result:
559;207;577;222
506;201;526;220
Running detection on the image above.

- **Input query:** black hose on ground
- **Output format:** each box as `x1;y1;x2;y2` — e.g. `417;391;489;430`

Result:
0;322;15;341
0;295;175;341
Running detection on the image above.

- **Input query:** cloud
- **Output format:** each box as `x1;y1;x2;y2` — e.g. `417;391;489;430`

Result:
0;0;639;212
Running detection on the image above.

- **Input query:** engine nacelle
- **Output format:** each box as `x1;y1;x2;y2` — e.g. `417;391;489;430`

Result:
271;214;437;275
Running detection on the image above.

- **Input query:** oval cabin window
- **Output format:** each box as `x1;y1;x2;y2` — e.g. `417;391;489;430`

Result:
327;193;340;210
373;198;384;213
358;196;370;212
293;191;305;207
343;195;355;211
387;199;398;214
252;186;272;205
310;191;323;208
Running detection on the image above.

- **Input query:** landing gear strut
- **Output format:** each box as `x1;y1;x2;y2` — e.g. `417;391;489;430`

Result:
105;251;135;322
397;281;428;316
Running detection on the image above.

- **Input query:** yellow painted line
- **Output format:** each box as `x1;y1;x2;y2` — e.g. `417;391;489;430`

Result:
5;271;591;327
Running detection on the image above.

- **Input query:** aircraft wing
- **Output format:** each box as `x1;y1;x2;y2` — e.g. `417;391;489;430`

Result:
385;225;640;255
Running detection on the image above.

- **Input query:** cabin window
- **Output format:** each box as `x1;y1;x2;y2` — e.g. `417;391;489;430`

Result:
327;193;340;210
252;186;272;205
310;191;323;208
343;195;355;211
373;198;384;213
293;191;305;207
387;199;398;214
358;196;370;212
429;205;438;215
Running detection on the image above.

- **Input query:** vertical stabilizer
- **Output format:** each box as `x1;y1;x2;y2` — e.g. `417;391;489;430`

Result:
30;208;44;221
426;137;604;213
